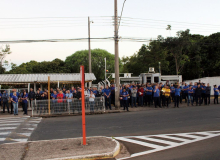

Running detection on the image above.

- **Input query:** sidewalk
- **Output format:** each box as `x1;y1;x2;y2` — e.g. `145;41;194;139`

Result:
0;98;219;118
0;136;120;160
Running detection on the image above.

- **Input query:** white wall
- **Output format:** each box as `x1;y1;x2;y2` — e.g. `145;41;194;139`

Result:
184;76;220;95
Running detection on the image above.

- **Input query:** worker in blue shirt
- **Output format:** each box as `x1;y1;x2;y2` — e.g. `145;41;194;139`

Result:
146;84;153;106
214;85;219;104
153;85;161;108
120;88;129;111
21;91;28;115
10;89;20;114
201;83;206;104
187;86;194;106
170;84;175;102
175;86;181;108
183;83;189;103
104;86;111;110
2;91;9;113
192;82;197;104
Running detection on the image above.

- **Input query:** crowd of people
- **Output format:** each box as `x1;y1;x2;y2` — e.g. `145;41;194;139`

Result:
0;80;219;115
114;80;220;111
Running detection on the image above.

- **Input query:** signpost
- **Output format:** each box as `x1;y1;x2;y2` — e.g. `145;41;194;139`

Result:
80;66;86;145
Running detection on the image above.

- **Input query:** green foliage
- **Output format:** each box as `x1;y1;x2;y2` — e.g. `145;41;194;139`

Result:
0;45;11;73
122;30;220;81
65;49;122;83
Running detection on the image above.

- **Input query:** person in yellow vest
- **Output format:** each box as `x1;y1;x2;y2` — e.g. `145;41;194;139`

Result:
161;85;166;107
164;85;171;108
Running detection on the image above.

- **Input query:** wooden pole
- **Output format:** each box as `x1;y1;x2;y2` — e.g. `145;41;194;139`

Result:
48;76;51;115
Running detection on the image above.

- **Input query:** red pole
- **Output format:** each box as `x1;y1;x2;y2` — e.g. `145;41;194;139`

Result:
80;65;86;145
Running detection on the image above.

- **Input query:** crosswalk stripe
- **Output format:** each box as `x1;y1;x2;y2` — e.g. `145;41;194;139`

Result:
116;137;165;149
0;132;11;136
12;139;28;142
0;120;24;124
156;135;191;142
0;117;29;120
22;128;35;131
0;138;6;141
116;131;220;160
137;136;178;146
18;133;31;137
0;123;21;126
0;127;17;130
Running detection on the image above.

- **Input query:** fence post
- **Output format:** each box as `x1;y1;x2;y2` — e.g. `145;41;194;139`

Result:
48;76;51;115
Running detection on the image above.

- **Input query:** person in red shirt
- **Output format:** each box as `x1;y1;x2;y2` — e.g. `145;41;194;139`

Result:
138;86;144;107
57;91;64;113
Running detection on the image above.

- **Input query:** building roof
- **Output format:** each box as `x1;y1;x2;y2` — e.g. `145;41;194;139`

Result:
0;73;96;84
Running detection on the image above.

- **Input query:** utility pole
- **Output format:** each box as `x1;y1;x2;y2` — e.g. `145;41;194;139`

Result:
88;16;92;88
114;0;120;109
104;57;107;87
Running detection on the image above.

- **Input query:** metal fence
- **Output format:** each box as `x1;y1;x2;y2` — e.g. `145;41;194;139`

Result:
31;97;105;116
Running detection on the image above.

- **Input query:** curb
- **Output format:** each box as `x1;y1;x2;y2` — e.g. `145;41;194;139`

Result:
44;137;120;160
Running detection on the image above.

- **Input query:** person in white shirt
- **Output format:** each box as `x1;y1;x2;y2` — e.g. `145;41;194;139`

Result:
89;91;95;113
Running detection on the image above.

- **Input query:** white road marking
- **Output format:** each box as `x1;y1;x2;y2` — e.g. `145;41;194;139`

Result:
0;120;24;124
12;139;28;142
116;131;220;160
137;136;178;146
0;138;6;141
18;133;32;137
22;128;35;131
0;132;11;136
116;137;165;149
0;127;17;130
0;123;21;126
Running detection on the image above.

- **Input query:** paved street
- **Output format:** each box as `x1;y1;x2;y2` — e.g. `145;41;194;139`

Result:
30;105;220;159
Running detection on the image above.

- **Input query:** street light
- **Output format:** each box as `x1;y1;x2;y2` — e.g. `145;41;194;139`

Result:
88;16;94;88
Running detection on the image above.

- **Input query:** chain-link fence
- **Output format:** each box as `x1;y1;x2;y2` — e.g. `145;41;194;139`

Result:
31;97;105;116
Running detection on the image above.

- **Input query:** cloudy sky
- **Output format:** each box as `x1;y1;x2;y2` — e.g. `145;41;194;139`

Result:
0;0;220;69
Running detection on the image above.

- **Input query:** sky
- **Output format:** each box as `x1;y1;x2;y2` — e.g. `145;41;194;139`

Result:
0;0;220;70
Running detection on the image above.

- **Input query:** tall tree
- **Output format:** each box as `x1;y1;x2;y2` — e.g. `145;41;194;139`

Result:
0;45;11;73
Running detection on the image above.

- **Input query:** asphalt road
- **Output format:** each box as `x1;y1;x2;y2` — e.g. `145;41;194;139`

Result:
30;105;220;159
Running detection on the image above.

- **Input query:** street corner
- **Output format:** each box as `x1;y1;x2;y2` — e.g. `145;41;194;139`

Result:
0;136;121;160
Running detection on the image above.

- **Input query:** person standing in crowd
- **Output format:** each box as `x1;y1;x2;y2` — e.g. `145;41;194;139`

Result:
138;86;144;107
201;83;206;104
66;90;73;112
164;85;171;108
2;90;9;113
76;88;82;113
146;83;153;107
57;90;64;112
104;86;111;110
214;85;219;104
182;83;189;103
131;86;137;108
161;85;166;107
10;89;19;114
21;91;28;115
50;88;54;99
111;84;115;107
153;85;161;108
121;88;129;111
35;90;42;100
170;84;175;102
175;85;181;108
195;84;202;106
39;88;43;94
125;85;131;107
205;83;211;105
0;91;2;108
28;88;35;108
89;91;95;113
187;86;194;106
11;92;19;115
192;82;197;104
